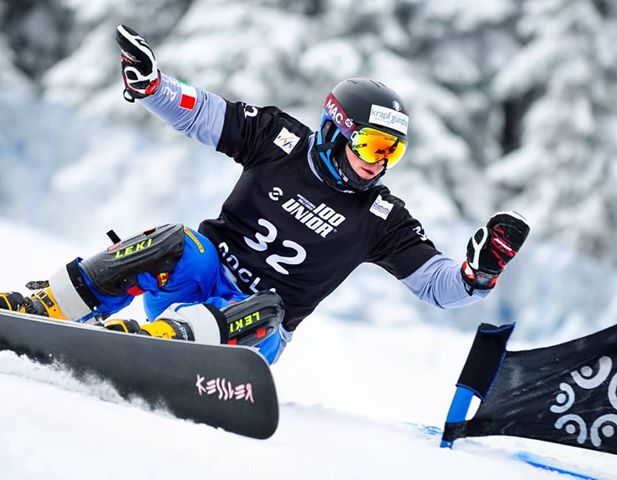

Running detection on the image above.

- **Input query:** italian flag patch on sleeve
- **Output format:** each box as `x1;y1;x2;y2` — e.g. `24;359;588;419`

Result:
179;80;197;110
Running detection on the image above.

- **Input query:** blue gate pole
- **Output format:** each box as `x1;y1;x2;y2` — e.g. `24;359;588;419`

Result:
440;386;475;448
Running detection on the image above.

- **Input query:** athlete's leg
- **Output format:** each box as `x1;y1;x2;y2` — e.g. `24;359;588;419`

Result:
150;289;286;362
95;228;285;349
0;224;192;321
0;224;290;359
140;227;240;320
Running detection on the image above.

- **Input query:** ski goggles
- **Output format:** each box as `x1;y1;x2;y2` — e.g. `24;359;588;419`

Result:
348;127;407;168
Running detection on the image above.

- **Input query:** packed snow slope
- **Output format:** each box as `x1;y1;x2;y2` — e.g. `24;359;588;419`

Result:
1;221;616;479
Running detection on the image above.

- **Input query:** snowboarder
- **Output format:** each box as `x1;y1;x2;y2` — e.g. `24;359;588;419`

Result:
0;26;530;364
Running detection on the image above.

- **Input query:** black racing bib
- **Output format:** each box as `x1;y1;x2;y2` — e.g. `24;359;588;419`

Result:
200;102;439;330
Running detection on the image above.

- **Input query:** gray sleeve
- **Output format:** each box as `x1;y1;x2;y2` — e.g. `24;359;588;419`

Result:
402;254;490;308
139;73;226;148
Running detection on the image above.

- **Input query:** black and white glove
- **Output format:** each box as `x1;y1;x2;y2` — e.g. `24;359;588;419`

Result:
115;25;160;102
461;211;530;294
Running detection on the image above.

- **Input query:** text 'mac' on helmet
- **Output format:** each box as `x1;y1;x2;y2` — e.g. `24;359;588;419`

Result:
314;78;410;193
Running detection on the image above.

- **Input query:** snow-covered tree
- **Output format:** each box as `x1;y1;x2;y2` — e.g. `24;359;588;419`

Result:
3;0;617;336
489;0;617;262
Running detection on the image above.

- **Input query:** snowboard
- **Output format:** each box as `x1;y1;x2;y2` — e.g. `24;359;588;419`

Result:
0;310;279;439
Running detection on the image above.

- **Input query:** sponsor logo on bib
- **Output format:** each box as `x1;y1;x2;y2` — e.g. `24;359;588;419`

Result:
281;194;346;238
369;195;394;220
274;128;300;154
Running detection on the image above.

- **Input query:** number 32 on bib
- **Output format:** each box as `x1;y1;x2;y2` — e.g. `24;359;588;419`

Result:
244;219;307;275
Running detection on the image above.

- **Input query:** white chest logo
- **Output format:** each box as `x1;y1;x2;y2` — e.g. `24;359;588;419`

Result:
370;195;393;220
281;195;346;238
274;128;300;154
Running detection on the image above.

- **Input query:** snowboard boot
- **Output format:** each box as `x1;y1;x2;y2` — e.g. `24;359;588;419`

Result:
0;289;68;320
102;291;284;346
103;318;194;341
156;291;285;347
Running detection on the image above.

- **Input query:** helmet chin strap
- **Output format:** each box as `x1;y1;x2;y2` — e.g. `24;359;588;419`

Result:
332;149;385;192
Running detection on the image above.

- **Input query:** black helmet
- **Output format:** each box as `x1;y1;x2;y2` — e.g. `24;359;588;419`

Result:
314;78;409;192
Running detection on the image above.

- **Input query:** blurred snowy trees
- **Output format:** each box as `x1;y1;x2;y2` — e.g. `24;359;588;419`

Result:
489;0;617;260
2;0;617;337
3;0;616;262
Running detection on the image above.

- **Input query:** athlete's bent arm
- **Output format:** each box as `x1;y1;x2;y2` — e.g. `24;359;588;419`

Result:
370;203;528;310
403;211;529;308
115;24;227;149
117;25;287;169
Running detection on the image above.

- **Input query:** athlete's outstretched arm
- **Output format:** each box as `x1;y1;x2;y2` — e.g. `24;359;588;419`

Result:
115;24;226;148
141;74;227;148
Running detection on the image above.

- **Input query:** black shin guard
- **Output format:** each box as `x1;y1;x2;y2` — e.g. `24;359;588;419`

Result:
80;224;185;297
218;291;285;346
159;291;285;347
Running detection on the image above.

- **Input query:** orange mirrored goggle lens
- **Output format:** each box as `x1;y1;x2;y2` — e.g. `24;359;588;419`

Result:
349;128;407;168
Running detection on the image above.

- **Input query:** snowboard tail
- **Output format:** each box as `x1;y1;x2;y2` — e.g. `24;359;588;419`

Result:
0;310;279;439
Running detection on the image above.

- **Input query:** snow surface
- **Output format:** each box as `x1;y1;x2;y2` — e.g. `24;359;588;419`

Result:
1;221;616;479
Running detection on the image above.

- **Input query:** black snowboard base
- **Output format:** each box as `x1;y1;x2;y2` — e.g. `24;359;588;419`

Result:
0;310;279;439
